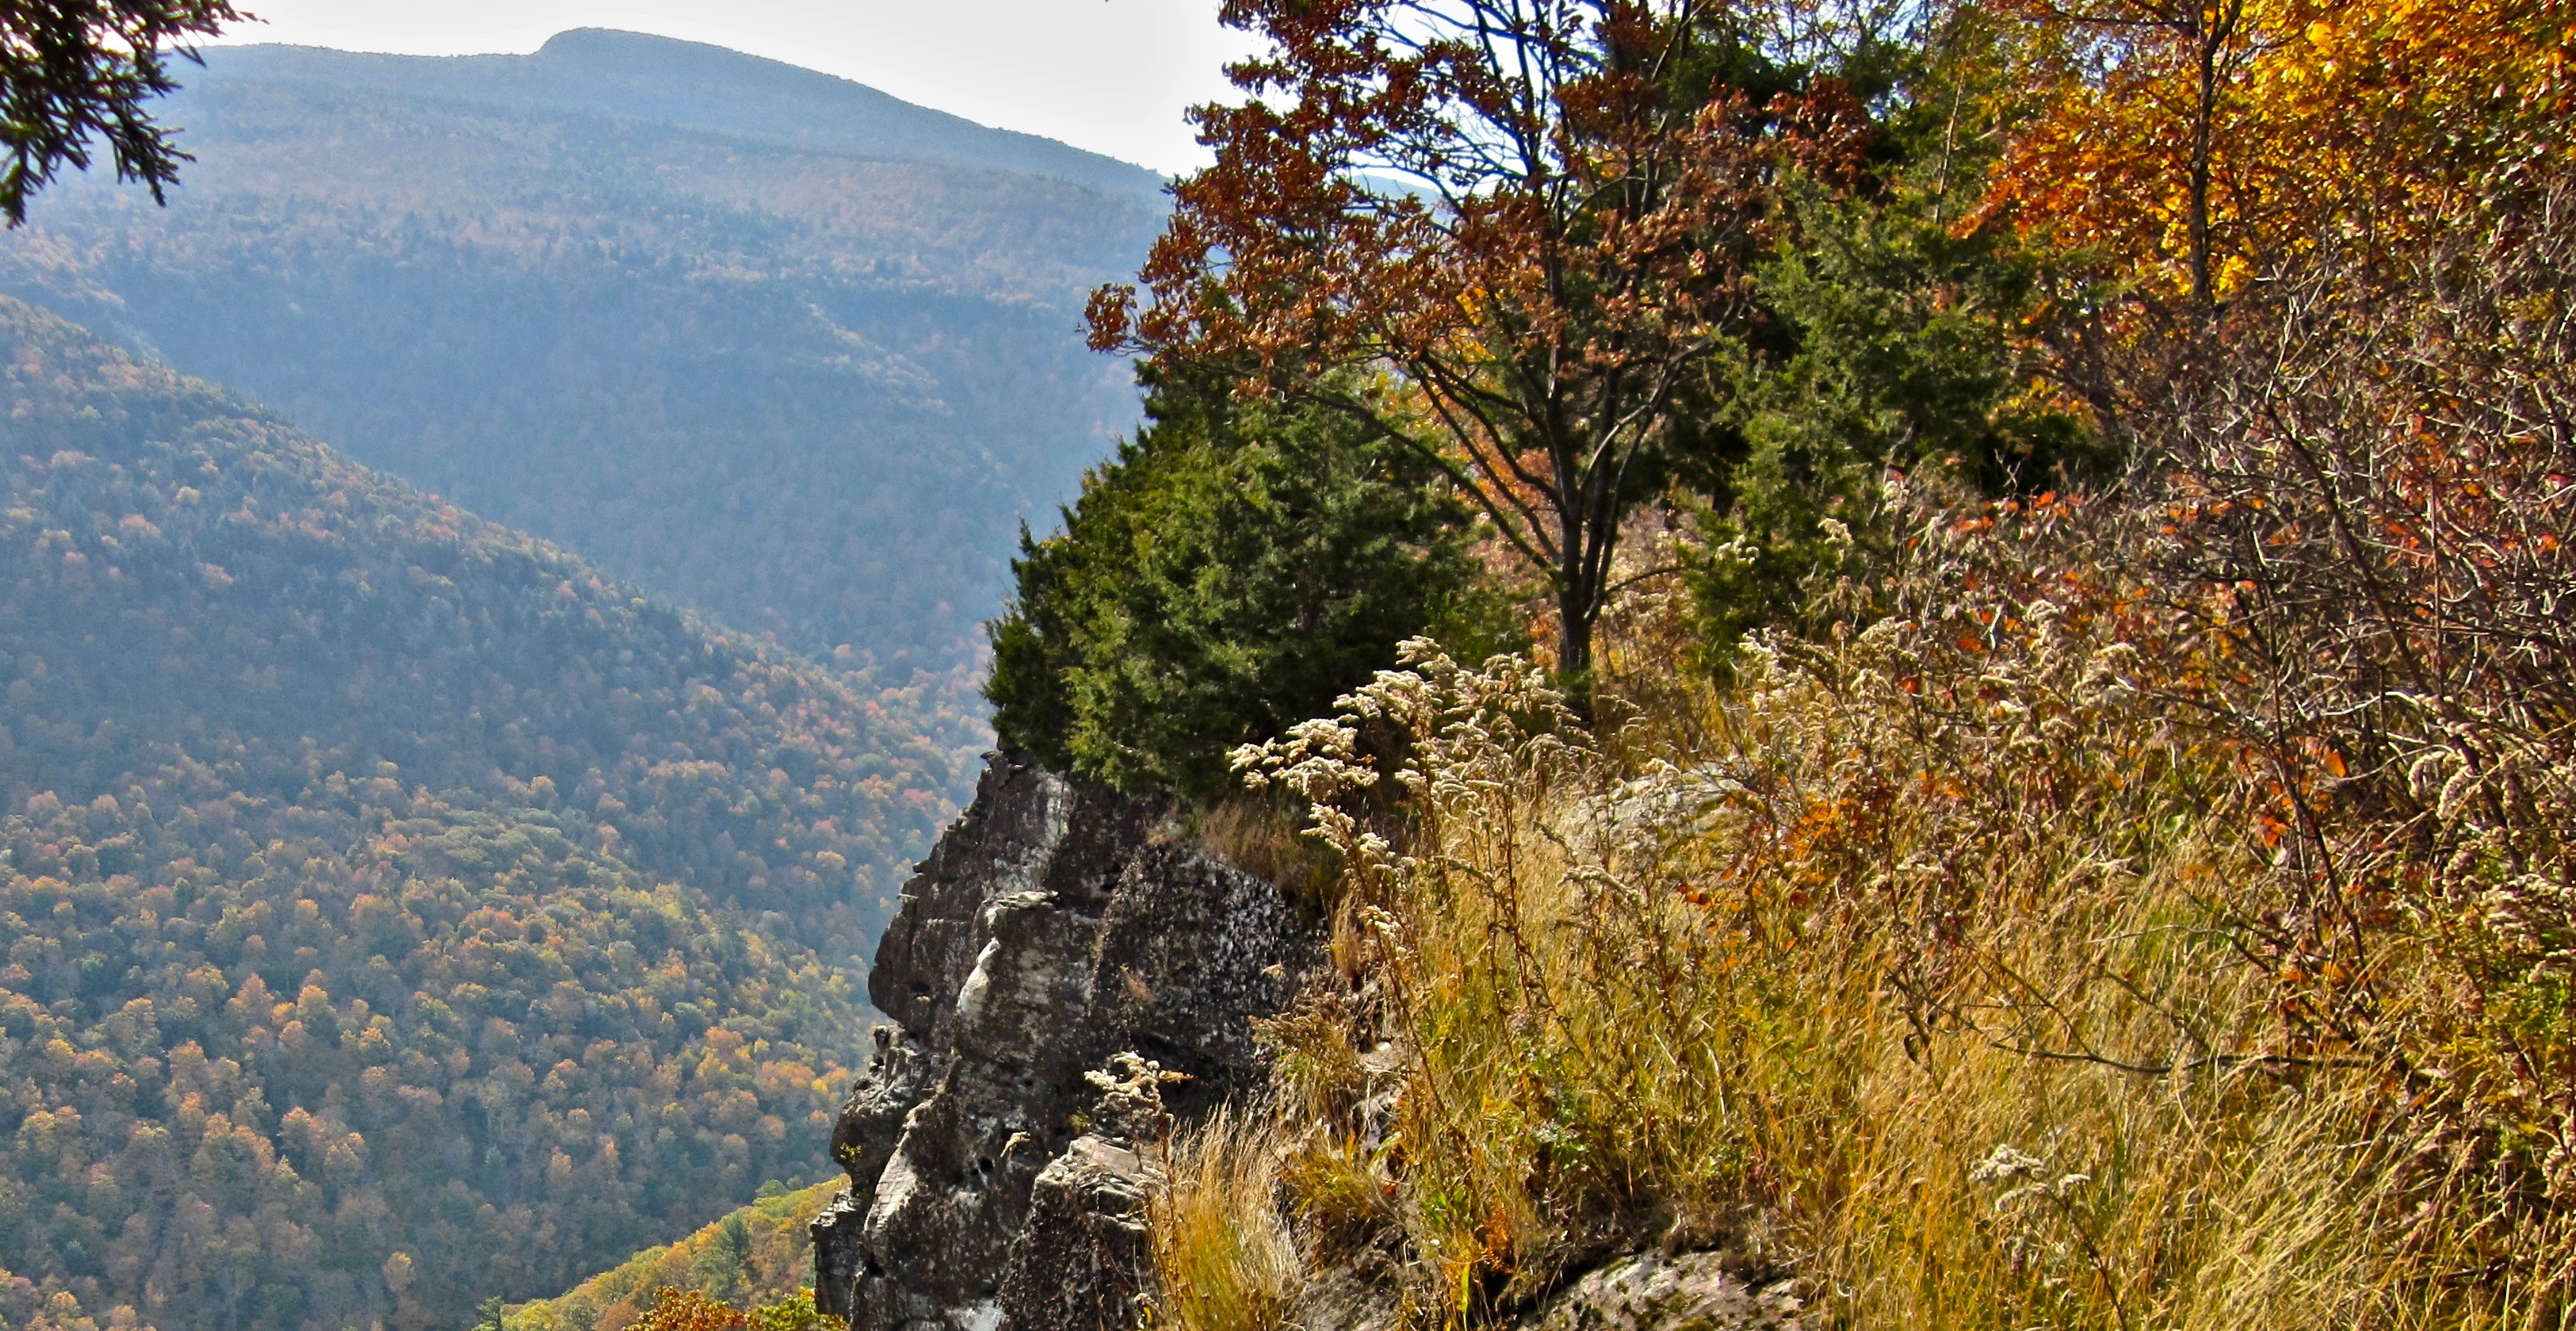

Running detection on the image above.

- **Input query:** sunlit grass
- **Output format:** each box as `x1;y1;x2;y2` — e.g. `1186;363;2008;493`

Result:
1148;1108;1302;1331
1156;526;2574;1330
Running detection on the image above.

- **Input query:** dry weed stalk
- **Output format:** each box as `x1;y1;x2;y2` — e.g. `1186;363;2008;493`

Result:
1205;480;2568;1327
1150;175;2576;1331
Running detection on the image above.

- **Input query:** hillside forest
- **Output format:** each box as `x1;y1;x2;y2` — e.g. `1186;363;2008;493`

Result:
984;0;2576;1327
506;1178;841;1331
0;300;973;1331
0;30;1165;683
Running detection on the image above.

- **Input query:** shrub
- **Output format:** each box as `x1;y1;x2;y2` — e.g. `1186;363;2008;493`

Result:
745;1291;826;1331
2122;182;2576;1195
625;1290;742;1331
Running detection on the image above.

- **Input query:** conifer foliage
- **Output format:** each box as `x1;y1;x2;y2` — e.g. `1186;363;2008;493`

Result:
987;366;1505;801
0;0;238;224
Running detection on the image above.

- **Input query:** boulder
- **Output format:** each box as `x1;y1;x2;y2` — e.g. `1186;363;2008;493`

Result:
993;1135;1158;1331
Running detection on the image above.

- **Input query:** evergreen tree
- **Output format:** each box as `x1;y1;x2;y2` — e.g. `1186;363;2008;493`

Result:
1680;12;2102;664
0;0;240;223
988;364;1508;801
697;1216;755;1303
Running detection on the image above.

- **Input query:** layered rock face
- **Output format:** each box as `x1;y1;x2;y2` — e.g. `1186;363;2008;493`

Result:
813;753;1317;1331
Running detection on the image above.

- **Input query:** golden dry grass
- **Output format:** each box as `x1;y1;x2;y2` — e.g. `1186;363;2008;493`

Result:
1165;514;2574;1331
1148;1109;1303;1331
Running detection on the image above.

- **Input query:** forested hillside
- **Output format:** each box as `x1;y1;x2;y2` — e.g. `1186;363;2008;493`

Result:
0;29;1164;678
0;298;972;1331
506;1178;840;1331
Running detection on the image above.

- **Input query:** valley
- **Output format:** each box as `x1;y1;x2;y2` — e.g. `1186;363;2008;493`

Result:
0;291;965;1327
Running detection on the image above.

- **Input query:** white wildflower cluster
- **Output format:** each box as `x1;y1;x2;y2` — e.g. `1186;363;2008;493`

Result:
1969;1142;2102;1286
1968;1142;2090;1203
1232;637;1588;903
1084;1051;1187;1144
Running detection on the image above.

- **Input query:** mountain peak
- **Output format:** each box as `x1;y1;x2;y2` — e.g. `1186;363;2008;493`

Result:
199;29;1168;202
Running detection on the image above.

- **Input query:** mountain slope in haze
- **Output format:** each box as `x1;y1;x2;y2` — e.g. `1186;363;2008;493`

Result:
198;29;1168;205
0;29;1163;677
0;298;966;1331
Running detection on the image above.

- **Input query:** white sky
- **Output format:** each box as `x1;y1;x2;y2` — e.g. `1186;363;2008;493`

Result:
202;0;1261;174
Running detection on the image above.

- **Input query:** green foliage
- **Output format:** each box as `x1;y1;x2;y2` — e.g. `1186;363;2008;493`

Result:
0;300;969;1331
1680;30;2100;666
0;0;242;225
507;1181;842;1331
744;1289;826;1331
0;35;1164;678
988;366;1508;801
696;1216;755;1302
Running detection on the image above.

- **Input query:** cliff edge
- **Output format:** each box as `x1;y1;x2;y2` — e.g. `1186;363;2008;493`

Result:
811;753;1318;1331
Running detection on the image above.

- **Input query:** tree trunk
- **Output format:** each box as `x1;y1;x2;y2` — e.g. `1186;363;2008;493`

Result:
2185;0;2245;309
2189;36;2216;307
1557;584;1599;724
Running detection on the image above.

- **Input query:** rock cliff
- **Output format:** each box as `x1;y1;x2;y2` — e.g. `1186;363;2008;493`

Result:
811;753;1810;1331
812;753;1318;1331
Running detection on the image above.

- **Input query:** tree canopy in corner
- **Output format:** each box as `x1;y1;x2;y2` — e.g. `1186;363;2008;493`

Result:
0;0;240;223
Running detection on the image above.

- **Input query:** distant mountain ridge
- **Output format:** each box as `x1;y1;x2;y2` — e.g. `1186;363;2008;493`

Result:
200;29;1169;205
0;29;1162;678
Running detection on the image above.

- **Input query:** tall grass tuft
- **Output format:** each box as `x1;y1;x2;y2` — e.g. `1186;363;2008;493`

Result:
1148;1108;1303;1331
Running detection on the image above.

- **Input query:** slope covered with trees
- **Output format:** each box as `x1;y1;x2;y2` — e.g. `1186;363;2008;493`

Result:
0;29;1164;678
506;1177;837;1331
0;298;973;1331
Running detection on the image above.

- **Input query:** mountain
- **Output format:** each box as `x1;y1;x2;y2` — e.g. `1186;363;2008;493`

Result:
0;297;971;1331
193;30;1168;205
0;29;1164;678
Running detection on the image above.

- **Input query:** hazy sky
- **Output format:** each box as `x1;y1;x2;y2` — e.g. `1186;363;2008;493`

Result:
203;0;1259;174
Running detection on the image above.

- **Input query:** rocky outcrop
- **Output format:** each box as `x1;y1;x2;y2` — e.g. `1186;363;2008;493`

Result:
992;1135;1157;1331
813;752;1317;1331
1284;1249;1806;1331
1519;1252;1806;1331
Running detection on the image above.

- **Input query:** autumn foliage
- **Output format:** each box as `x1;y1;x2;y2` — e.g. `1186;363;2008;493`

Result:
508;1182;836;1331
0;301;965;1331
1982;0;2576;306
1092;0;1871;702
1115;0;2576;1326
624;1289;743;1331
